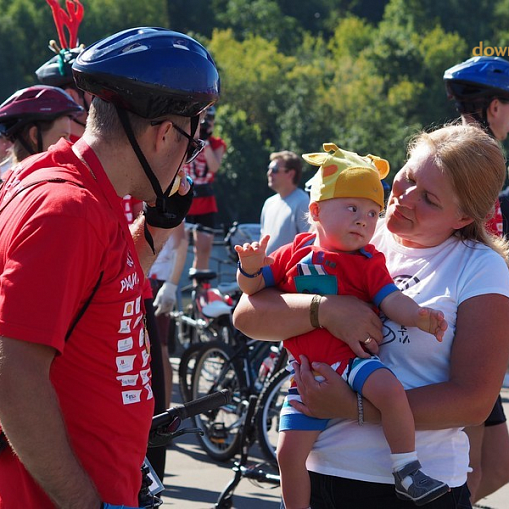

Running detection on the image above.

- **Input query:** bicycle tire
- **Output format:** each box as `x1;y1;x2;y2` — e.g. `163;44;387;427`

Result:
178;342;207;402
254;368;292;465
191;341;248;462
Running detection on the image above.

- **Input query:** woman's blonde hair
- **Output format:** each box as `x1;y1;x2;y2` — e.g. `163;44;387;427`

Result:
409;123;509;263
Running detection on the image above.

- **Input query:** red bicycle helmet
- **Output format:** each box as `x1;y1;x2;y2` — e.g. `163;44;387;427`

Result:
0;85;83;140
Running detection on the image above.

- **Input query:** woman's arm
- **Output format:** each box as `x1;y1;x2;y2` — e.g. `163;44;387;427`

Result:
408;293;509;429
233;287;383;358
291;293;509;430
202;143;225;174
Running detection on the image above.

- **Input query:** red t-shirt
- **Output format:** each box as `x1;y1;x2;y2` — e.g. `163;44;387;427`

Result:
184;135;226;216
0;139;154;507
263;232;398;370
486;198;503;236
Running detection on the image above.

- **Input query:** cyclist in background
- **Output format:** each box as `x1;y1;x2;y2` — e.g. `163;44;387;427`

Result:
444;55;509;503
0;85;83;171
35;0;91;142
0;27;218;509
184;106;226;270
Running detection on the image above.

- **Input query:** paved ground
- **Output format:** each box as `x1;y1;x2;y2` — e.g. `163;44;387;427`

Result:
156;359;281;508
151;363;509;509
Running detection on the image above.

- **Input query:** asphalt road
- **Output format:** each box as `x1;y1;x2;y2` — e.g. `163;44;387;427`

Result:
156;358;281;509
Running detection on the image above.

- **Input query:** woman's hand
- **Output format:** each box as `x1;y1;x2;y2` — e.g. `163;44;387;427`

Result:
319;295;383;358
233;290;383;351
290;355;358;420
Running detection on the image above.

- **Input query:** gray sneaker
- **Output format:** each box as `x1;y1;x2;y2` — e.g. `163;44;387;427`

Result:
393;460;449;506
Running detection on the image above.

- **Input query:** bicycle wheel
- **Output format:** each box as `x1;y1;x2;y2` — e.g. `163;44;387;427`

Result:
254;368;292;465
178;342;206;402
191;341;247;462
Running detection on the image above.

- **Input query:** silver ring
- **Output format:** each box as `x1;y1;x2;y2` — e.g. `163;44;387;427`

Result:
364;336;372;344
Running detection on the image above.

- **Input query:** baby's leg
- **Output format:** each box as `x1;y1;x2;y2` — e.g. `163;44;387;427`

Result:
361;368;414;453
277;429;321;509
362;368;449;504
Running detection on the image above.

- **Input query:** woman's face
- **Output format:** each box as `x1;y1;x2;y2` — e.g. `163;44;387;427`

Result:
385;144;472;248
41;116;72;151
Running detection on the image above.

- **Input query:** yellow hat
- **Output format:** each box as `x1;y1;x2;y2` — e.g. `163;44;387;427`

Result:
304;143;390;209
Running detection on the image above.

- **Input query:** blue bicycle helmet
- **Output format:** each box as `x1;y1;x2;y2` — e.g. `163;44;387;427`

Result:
72;27;220;227
72;27;220;119
444;56;509;106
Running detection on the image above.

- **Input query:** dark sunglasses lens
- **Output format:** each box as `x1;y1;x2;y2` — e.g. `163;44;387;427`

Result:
268;164;279;173
186;139;204;163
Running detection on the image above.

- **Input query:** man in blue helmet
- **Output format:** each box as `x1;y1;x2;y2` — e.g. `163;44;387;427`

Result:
444;56;509;142
0;27;219;509
444;55;509;504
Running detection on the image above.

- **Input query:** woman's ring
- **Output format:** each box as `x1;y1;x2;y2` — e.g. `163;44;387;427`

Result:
364;336;372;344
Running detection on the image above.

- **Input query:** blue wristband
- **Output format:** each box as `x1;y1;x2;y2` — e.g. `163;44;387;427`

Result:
237;261;262;278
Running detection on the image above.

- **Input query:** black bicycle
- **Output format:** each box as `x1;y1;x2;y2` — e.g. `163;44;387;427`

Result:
189;336;290;463
139;389;231;508
214;395;281;509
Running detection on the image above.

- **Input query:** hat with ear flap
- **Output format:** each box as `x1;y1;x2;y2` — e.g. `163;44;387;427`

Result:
304;143;390;209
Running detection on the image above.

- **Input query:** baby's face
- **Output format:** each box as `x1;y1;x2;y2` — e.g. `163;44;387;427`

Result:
314;197;380;253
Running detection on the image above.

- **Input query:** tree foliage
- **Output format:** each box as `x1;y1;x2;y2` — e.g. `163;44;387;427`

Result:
0;0;502;223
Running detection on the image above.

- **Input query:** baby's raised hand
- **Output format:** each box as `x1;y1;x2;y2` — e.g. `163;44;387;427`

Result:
416;307;448;342
234;234;274;274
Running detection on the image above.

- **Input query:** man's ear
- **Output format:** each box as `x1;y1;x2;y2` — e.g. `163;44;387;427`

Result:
154;120;173;152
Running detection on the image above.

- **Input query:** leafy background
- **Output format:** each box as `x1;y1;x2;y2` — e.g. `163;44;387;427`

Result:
0;0;506;225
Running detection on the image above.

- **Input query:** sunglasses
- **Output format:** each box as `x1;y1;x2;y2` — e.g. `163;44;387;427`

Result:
267;163;290;174
151;120;205;164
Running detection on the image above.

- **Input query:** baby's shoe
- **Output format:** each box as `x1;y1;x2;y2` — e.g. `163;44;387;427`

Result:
393;460;449;506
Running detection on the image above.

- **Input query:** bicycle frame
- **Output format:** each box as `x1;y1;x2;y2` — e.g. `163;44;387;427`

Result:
214;395;280;509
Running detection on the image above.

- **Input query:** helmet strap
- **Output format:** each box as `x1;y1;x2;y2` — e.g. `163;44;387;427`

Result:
115;106;164;195
17;134;36;157
36;125;44;153
471;104;496;139
115;105;192;255
458;98;496;139
76;88;90;113
73;117;86;128
115;105;183;202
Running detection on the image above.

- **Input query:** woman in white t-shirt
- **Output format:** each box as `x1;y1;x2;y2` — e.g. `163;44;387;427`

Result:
233;123;509;508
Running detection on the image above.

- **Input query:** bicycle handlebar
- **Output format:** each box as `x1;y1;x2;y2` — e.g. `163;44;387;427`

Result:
151;389;231;430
